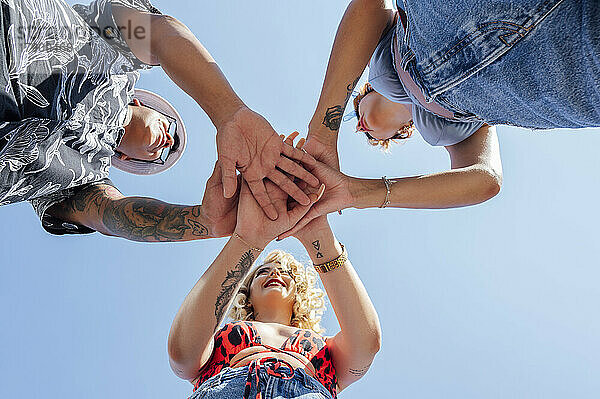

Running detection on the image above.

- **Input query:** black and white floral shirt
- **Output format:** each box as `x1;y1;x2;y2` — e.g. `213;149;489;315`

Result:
0;0;161;234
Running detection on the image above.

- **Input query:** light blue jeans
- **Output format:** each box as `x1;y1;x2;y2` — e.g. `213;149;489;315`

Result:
396;0;600;129
189;366;334;399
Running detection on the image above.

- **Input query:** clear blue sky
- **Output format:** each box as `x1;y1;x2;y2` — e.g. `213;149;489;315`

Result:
1;1;599;398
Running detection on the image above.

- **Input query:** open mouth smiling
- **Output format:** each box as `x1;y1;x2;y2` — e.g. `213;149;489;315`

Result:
264;278;286;288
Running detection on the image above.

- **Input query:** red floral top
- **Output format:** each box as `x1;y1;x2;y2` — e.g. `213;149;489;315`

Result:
194;321;337;397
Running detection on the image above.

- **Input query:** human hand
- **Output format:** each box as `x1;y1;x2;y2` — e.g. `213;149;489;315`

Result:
278;158;353;240
234;178;325;249
199;162;240;238
216;106;320;220
303;133;340;171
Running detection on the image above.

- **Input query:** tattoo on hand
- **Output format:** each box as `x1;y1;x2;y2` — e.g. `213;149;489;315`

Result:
188;219;209;236
348;363;372;377
321;76;360;132
214;250;255;324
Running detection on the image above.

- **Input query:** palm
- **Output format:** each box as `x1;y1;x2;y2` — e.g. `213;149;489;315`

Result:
216;107;319;220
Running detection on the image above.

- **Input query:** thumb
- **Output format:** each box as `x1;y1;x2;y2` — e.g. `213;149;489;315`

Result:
220;159;238;198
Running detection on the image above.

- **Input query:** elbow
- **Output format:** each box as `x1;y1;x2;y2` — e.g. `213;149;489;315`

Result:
483;169;503;201
473;168;502;204
371;324;383;354
167;336;195;380
167;330;187;368
364;322;383;355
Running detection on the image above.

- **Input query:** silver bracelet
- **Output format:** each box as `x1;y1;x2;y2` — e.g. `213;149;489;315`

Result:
380;176;393;208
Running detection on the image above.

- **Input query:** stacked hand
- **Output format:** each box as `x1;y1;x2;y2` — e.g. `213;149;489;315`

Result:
205;124;352;243
234;171;325;249
216;106;321;220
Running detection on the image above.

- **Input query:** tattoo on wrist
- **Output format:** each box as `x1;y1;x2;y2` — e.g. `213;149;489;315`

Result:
102;199;209;242
322;105;343;131
214;250;255;324
312;240;324;259
348;362;372;377
321;76;360;132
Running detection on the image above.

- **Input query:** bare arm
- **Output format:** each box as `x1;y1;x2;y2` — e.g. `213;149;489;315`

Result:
47;163;239;242
281;124;502;238
111;6;320;218
111;5;244;126
351;124;503;209
295;219;381;391
47;184;213;242
307;0;395;149
168;236;261;380
168;177;323;380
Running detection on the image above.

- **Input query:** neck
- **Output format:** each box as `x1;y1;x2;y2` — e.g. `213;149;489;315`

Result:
254;307;292;325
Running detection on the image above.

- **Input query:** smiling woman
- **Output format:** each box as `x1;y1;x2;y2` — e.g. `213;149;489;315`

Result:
230;250;326;334
168;151;382;399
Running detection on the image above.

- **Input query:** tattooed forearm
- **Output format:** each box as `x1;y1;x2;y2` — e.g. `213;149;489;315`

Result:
321;76;360;132
214;250;255;325
102;200;209;242
49;185;210;241
348;363;372;377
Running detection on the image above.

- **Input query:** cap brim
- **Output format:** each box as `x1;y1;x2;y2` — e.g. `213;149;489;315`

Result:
112;89;187;175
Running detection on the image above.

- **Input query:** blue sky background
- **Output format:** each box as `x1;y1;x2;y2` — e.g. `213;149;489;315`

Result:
1;1;600;398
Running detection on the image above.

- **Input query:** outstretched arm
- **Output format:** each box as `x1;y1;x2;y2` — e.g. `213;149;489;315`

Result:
294;218;381;391
305;0;395;166
47;162;239;242
111;6;320;219
168;179;323;380
281;124;502;238
47;184;211;242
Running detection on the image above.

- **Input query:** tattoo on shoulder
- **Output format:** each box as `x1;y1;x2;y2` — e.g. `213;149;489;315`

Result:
321;76;360;132
214;250;255;325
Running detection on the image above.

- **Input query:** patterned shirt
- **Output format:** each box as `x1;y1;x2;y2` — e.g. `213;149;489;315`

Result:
0;0;161;235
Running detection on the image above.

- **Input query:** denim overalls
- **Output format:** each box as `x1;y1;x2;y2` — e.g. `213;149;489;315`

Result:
395;0;600;129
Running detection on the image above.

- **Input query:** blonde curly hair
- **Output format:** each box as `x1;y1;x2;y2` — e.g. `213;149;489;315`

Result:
228;250;326;334
353;82;415;151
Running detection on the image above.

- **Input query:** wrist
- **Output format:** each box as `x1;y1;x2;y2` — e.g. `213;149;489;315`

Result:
307;122;339;146
299;228;342;265
212;99;247;130
349;177;383;209
295;220;331;245
232;231;268;253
